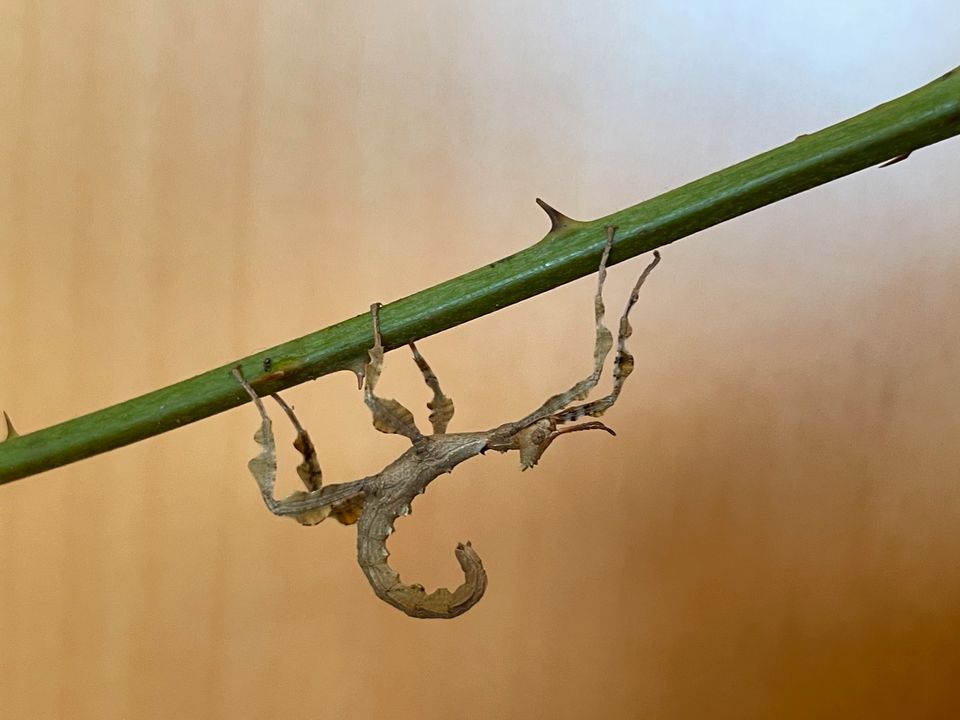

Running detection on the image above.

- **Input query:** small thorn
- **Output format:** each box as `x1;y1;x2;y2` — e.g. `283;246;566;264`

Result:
2;411;19;440
536;198;577;233
347;357;366;390
879;151;911;168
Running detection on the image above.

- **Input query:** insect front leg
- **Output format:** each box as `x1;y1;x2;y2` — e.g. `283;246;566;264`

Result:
488;226;662;469
504;225;619;433
550;248;661;424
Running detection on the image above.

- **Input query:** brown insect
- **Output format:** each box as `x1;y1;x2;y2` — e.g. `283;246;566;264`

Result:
232;225;661;619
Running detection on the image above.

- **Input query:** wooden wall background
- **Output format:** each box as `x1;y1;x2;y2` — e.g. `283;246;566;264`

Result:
2;2;960;718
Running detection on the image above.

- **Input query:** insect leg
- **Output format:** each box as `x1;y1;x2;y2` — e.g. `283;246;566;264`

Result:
231;367;288;516
232;367;364;524
497;225;618;435
551;250;661;424
362;303;424;443
269;392;323;492
409;342;454;434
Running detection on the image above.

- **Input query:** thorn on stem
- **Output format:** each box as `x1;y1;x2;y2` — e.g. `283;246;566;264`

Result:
536;198;578;233
2;411;19;441
879;151;912;168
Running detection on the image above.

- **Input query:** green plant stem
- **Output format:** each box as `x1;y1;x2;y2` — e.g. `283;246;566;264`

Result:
2;66;959;484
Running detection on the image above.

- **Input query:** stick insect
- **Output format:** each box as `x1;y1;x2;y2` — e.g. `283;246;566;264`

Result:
232;225;661;619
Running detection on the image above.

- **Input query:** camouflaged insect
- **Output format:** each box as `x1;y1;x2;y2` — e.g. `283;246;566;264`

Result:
232;222;661;619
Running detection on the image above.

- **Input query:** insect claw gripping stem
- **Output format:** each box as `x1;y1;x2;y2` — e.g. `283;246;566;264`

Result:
232;225;662;619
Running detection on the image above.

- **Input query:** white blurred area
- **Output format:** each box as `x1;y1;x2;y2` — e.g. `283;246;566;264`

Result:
1;2;959;718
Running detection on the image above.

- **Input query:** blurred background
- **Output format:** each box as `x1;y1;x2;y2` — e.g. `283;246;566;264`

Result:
2;2;960;718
